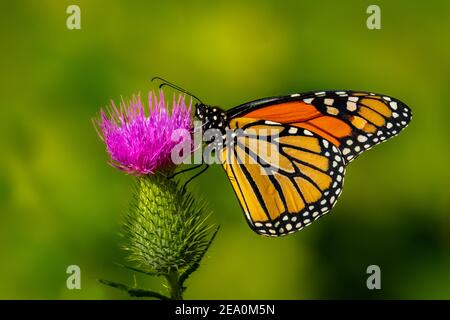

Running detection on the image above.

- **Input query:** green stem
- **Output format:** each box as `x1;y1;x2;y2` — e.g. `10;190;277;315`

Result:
165;271;183;300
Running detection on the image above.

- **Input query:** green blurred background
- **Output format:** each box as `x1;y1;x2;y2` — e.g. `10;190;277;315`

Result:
0;0;449;299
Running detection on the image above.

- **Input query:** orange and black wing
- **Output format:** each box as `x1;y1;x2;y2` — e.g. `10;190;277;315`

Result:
220;91;411;236
227;90;412;163
221;120;346;236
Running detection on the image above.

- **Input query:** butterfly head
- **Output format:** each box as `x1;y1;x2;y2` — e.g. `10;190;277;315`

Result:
195;103;227;130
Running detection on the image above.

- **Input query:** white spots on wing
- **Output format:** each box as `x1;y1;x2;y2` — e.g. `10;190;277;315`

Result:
393;112;399;118
346;140;353;145
265;120;280;125
290;93;301;97
386;122;393;129
357;135;368;143
348;96;359;102
304;130;313;136
383;96;392;101
390;101;398;110
324;98;334;105
343;148;351;155
289;127;298;134
286;223;293;231
303;98;314;104
315;91;326;96
347;101;357;111
323;140;329;148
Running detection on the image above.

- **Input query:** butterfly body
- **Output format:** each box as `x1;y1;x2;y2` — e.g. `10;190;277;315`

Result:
195;90;411;236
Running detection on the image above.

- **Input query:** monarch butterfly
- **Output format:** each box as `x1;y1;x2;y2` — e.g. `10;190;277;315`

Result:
154;80;412;237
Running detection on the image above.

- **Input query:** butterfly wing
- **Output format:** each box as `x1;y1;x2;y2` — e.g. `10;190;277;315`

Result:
227;91;412;163
219;90;411;236
220;120;345;236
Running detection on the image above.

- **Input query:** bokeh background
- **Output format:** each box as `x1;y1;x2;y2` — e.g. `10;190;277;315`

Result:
1;0;449;299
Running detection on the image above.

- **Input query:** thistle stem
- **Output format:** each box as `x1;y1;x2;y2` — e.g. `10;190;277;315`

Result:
166;271;183;300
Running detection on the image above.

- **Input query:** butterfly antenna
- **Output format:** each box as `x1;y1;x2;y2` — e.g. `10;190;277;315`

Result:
151;77;204;104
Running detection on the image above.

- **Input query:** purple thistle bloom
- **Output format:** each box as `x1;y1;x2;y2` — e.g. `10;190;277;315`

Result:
95;91;192;175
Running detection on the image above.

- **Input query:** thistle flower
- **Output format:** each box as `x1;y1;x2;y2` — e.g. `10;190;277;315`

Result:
95;91;192;175
95;89;218;300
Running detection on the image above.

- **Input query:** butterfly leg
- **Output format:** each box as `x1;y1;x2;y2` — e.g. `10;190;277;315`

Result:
167;163;205;179
182;163;210;192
